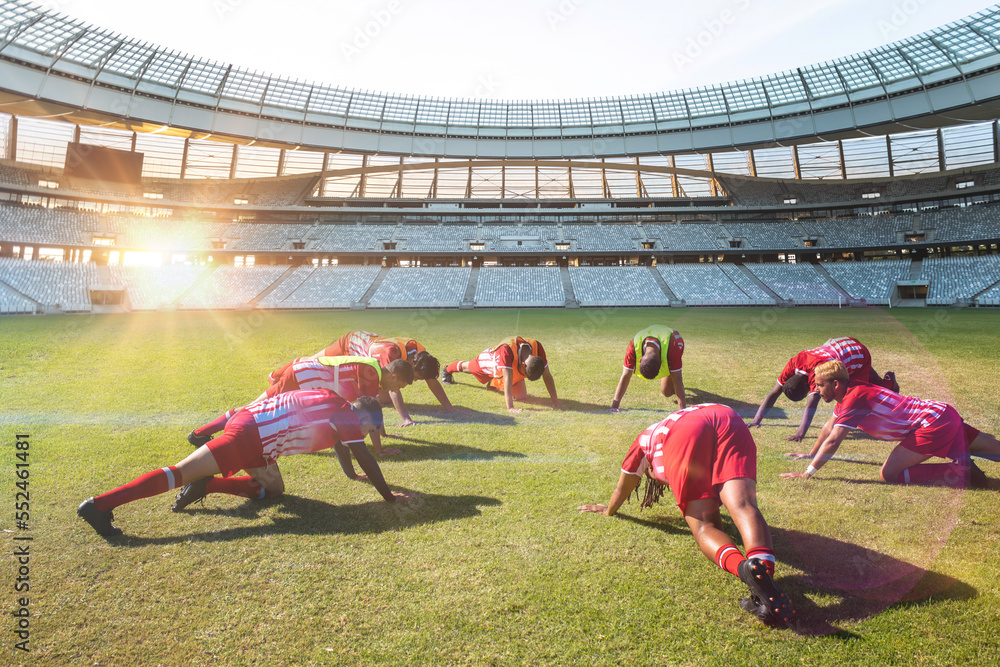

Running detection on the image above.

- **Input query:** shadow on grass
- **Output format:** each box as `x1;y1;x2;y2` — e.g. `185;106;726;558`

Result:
384;403;518;426
324;435;527;463
772;526;976;637
684;388;763;416
115;491;501;546
516;395;608;412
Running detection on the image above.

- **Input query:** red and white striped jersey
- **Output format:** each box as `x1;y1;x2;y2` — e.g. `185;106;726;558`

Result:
778;336;871;393
833;382;948;440
245;389;364;461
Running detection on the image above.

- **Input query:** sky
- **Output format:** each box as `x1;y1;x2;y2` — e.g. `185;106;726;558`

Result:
36;0;999;100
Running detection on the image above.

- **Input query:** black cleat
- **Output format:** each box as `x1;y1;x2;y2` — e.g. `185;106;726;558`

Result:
737;558;795;628
171;477;210;512
884;371;899;394
440;368;454;384
188;431;211;448
969;459;990;490
77;498;122;537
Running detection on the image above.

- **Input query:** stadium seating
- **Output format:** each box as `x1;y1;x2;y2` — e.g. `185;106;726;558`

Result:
368;267;470;308
568;267;670;306
657;263;759;306
178;265;289;309
258;265;381;309
474;267;564;307
746;262;845;304
820;259;911;305
920;255;1000;305
108;264;208;310
0;257;97;311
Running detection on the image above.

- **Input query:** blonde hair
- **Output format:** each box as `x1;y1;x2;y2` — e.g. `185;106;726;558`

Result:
814;360;848;384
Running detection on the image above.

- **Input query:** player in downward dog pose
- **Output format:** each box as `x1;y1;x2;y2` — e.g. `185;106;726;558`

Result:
751;336;898;442
781;360;1000;488
610;325;686;412
78;392;414;537
440;335;561;413
579;403;796;628
312;330;459;426
190;356;414;457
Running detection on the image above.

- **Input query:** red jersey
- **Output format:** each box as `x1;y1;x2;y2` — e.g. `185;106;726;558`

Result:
833;382;949;441
267;357;381;401
244;389;364;461
323;331;423;367
624;332;684;374
778;337;872;393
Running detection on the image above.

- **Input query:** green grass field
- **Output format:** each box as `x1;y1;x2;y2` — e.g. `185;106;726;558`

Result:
2;307;999;666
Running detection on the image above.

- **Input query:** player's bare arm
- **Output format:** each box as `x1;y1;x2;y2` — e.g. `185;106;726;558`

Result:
750;382;784;427
789;392;822;442
610;368;633;412
578;471;640;516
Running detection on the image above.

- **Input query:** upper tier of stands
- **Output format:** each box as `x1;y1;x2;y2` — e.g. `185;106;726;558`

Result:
4;258;1000;311
3;201;1000;253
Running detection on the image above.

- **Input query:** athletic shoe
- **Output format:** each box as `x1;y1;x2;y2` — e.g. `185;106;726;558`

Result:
77;497;122;537
440;368;454;384
171;477;210;512
737;558;795;628
884;371;899;394
969;460;989;490
188;431;211;448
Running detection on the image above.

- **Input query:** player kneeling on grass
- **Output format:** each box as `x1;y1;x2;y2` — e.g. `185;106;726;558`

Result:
441;336;561;413
78;391;414;537
781;360;1000;488
579;403;796;628
751;336;898;442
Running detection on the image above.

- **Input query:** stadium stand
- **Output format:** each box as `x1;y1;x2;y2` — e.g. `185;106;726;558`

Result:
258;265;381;309
820;259;911;305
178;265;289;309
746;262;846;304
569;267;670;307
921;255;1000;305
474;267;564;307
0;256;97;311
0;277;36;313
717;264;778;304
657;264;758;306
368;267;471;308
642;223;721;250
108;264;209;310
561;224;642;252
396;224;478;252
723;222;805;249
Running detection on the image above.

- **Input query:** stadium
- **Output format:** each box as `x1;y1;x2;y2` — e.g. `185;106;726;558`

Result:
4;1;1000;665
1;0;1000;312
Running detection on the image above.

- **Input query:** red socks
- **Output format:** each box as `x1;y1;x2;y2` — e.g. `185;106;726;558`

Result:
715;544;746;577
94;466;183;512
715;545;777;578
746;547;777;578
446;361;462;374
192;410;236;438
894;463;967;488
205;476;265;500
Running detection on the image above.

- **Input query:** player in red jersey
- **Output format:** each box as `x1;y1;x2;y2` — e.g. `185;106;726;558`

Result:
579;404;795;628
441;336;561;412
610;325;686;412
312;330;458;426
751;337;898;442
191;356;413;457
77;392;415;537
781;360;999;488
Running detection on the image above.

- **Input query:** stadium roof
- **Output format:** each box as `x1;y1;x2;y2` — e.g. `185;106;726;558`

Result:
1;0;999;158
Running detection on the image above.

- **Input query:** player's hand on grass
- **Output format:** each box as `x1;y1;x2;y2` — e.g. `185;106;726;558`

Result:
787;433;806;442
748;419;762;428
785;452;810;459
779;471;812;479
398;418;415;427
353;473;369;482
551;400;563;410
380;447;403;456
393;491;419;502
610;407;621;414
577;503;609;514
508;407;522;413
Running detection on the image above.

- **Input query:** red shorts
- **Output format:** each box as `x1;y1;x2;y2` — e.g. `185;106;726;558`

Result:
898;405;972;461
467;352;496;386
265;369;301;398
322;331;353;357
206;409;269;477
651;411;757;514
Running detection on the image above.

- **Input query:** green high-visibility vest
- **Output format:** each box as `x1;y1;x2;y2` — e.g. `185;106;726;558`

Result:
632;326;677;381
